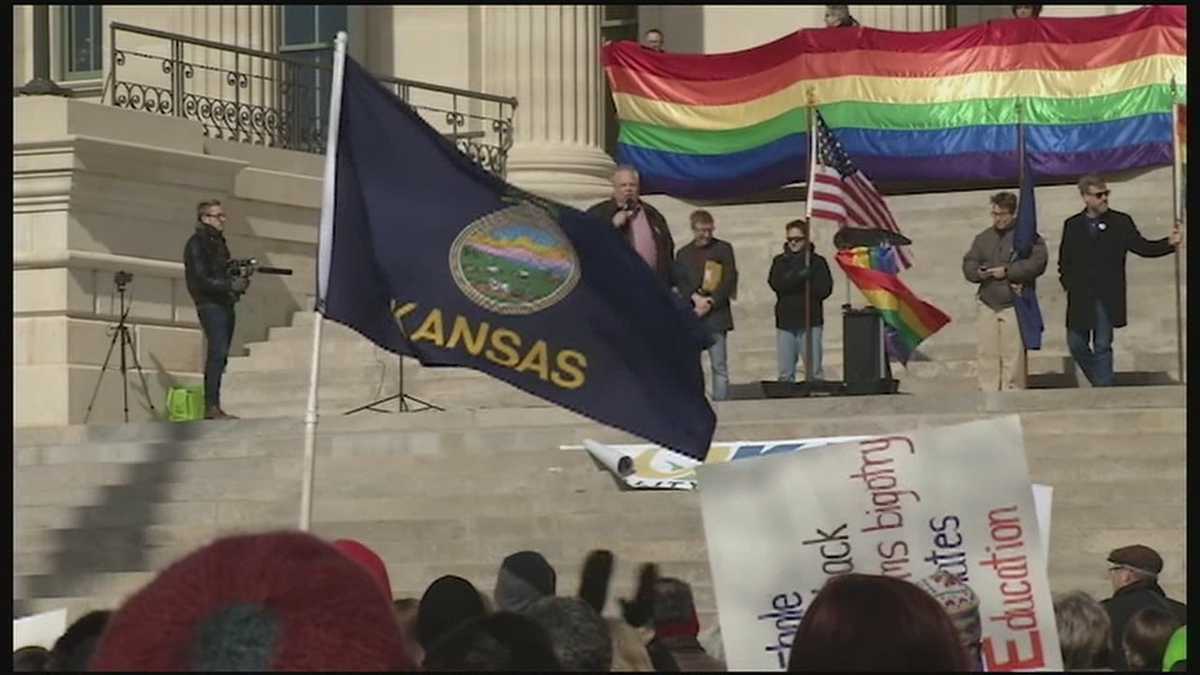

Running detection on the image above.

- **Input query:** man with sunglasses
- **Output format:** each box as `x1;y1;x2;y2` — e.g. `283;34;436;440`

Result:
1057;174;1183;387
769;219;833;383
184;199;249;420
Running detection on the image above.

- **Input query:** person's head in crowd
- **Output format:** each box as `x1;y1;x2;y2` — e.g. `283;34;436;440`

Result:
393;597;423;668
690;210;717;248
1079;173;1112;217
785;219;810;254
332;538;393;601
494;550;557;613
89;531;413;671
394;597;419;623
788;573;968;671
423;611;561;671
652;577;701;638
1052;590;1112;670
1122;607;1182;671
916;572;983;670
47;609;111;671
824;5;860;28
13;646;51;672
610;166;641;208
642;28;664;52
990;191;1018;232
608;618;655;671
1162;626;1187;671
1106;544;1163;593
417;575;489;654
525;596;613;671
1011;4;1043;18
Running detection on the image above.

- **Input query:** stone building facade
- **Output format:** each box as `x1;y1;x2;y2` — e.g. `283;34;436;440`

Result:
12;5;1139;427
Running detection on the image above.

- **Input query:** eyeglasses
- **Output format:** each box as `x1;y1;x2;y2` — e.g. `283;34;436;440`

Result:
204;212;227;220
1087;190;1111;198
787;237;806;243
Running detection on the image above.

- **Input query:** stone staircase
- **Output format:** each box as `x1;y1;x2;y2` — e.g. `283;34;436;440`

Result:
14;385;1187;628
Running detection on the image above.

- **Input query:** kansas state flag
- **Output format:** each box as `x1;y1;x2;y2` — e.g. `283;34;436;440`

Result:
1012;131;1044;351
318;56;715;459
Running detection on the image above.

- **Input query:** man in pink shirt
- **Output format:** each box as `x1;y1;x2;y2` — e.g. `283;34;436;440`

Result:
586;166;679;290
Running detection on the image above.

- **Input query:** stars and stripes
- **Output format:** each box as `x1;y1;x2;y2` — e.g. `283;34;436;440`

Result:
809;110;912;269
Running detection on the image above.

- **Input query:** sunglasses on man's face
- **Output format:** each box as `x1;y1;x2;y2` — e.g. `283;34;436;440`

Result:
1087;190;1111;199
787;237;807;243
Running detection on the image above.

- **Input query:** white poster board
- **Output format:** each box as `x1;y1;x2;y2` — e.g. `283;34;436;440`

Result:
698;416;1061;672
13;608;68;650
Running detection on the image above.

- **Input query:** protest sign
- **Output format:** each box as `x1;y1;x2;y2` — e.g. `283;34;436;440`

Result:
697;415;1061;672
581;435;871;489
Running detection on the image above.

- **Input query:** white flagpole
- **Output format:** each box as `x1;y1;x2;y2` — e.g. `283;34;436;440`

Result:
1169;81;1184;383
300;30;349;532
804;90;818;384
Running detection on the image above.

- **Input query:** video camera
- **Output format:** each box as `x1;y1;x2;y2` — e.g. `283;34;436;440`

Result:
226;257;294;299
227;257;294;280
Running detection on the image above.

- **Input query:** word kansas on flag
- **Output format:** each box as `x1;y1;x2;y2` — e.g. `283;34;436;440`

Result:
319;56;716;459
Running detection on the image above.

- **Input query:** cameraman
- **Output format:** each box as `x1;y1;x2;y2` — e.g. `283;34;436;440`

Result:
184;200;248;420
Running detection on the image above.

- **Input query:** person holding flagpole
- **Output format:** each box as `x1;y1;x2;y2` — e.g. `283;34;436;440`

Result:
961;192;1047;391
1057;174;1183;388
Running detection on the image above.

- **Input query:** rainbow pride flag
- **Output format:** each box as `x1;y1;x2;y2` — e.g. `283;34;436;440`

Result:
836;248;950;364
604;6;1187;199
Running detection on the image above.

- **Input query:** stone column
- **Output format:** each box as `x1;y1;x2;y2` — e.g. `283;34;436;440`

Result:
482;5;614;200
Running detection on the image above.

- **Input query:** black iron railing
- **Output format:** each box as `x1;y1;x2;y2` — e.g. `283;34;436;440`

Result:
104;22;516;176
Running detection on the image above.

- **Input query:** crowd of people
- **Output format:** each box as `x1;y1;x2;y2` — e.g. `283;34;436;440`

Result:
11;533;1187;671
586;162;1183;400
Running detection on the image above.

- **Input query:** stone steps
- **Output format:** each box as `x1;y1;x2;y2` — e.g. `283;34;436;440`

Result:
13;381;1185;626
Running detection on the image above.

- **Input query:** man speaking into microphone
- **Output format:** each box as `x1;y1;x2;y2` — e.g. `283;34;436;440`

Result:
587;166;678;290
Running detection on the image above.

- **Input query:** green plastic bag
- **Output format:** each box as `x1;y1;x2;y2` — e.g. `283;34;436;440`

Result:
166;385;205;422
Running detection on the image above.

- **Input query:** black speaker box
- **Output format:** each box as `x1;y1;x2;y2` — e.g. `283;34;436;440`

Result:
843;308;898;395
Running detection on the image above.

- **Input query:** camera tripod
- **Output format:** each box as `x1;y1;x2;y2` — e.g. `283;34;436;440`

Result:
344;353;443;415
83;275;159;423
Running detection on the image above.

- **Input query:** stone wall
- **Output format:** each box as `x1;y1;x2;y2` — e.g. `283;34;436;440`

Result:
13;96;322;427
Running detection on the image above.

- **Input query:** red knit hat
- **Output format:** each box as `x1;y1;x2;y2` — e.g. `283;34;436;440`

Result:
89;531;412;671
333;539;393;601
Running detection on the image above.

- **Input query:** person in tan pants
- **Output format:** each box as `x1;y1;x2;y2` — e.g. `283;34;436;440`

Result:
962;192;1048;391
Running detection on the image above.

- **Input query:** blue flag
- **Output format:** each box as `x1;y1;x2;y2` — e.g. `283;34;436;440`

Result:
1012;138;1044;351
319;56;715;459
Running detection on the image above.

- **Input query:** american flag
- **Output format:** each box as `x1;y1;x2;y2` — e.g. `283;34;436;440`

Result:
809;110;912;269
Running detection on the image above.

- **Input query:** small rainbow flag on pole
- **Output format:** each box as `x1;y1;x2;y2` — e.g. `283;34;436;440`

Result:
836;248;950;364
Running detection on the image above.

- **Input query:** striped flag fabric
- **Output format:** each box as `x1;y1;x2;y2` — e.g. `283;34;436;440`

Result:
603;6;1186;199
835;249;950;365
810;110;912;269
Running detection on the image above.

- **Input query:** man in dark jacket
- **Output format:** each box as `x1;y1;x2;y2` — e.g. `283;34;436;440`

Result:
1101;545;1187;670
183;200;248;420
769;219;833;382
1057;174;1181;386
585;166;678;291
675;210;738;401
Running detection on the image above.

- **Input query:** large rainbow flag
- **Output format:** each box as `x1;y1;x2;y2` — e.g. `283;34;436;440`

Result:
604;6;1187;199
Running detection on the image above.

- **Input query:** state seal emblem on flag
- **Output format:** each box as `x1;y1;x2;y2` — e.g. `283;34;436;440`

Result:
449;201;581;315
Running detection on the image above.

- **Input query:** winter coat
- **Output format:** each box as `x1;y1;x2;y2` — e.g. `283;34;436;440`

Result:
768;245;833;330
675;238;738;333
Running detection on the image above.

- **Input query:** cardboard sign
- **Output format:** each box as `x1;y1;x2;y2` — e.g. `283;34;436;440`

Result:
697;416;1061;672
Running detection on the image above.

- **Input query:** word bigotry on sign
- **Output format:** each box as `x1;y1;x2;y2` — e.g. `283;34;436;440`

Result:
697;416;1062;672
